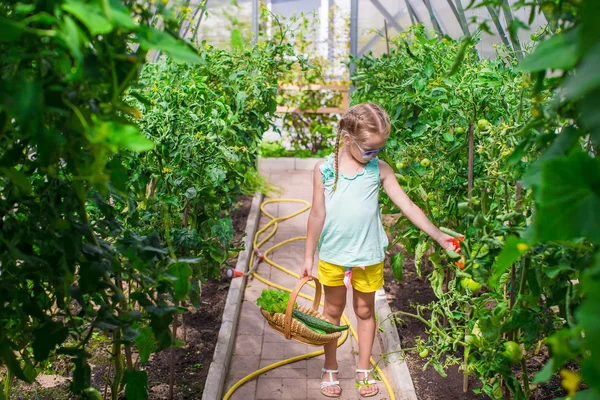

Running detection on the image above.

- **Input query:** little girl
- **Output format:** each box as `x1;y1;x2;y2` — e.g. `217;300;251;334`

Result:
301;103;460;398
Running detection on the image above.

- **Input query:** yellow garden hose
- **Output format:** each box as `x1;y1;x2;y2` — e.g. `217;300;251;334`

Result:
223;199;396;400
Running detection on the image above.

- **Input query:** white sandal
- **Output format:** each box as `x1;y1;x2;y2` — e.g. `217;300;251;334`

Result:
320;368;342;398
355;369;379;398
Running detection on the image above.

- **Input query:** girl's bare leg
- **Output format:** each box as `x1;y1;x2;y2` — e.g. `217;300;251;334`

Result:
321;285;347;396
353;288;378;396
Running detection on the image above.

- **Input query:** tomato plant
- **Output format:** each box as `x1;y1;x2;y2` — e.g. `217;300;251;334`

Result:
353;15;598;398
0;1;297;398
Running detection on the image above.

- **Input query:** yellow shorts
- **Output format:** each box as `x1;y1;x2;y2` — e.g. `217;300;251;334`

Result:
318;259;384;293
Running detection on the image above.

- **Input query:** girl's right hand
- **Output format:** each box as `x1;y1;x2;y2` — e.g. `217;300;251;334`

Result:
300;260;313;279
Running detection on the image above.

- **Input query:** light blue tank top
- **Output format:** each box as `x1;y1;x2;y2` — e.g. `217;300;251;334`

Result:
317;154;389;267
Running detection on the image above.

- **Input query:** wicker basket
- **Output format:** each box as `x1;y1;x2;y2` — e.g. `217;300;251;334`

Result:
260;276;342;346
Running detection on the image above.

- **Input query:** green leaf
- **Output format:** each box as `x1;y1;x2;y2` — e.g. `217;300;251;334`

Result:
135;327;156;364
91;122;154;152
0;341;30;382
113;125;155;152
442;131;454;142
428;253;445;298
123;369;148;400
391;253;404;280
489;236;527;290
256;289;292;314
522;126;580;193
536;151;600;243
32;321;69;362
62;0;114;35
0;18;25;42
189;280;201;308
517;28;580;72
543;263;574;279
136;27;202;64
411;124;429;138
169;262;192;301
0;167;32;194
580;89;600;149
231;29;244;50
563;43;600;100
106;0;136;29
533;359;554;384
415;240;427;278
61;15;84;66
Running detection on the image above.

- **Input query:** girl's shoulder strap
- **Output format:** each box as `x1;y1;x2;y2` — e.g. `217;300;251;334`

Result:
318;153;335;183
364;156;380;179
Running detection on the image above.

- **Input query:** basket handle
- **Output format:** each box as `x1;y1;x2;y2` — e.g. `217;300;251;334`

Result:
284;275;322;340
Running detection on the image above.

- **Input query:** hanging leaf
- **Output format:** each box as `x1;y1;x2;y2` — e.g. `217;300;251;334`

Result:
231;29;244;50
123;369;149;400
136;26;203;64
414;240;428;278
536;151;600;244
517;28;580;72
62;0;114;35
169;262;192;301
489;236;528;290
391;253;405;280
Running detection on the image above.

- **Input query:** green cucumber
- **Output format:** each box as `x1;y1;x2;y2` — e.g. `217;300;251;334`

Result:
292;309;349;333
307;325;327;335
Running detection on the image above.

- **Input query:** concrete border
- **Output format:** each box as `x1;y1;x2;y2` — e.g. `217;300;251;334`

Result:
375;288;418;400
258;157;321;171
201;192;264;400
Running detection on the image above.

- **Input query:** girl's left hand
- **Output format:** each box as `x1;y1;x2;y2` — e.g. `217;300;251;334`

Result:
436;232;462;252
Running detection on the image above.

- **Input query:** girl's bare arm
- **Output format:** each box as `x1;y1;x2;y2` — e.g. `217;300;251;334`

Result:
379;160;458;250
302;161;326;275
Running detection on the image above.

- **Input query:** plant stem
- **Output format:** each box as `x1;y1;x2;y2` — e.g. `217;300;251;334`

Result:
111;330;123;400
520;356;531;397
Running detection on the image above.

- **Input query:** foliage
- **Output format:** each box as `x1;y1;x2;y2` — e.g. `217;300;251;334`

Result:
256;289;294;314
125;38;296;280
259;140;333;158
353;18;598;399
0;0;294;398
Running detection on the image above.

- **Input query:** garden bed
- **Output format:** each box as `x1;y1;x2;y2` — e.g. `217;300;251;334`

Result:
7;195;253;400
383;245;571;400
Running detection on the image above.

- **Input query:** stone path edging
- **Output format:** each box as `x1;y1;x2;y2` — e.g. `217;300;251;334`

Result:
374;288;418;400
201;192;264;400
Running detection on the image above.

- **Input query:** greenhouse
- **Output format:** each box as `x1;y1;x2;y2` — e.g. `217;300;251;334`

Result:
0;1;598;400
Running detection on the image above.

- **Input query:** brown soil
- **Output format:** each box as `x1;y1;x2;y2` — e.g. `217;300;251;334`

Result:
6;195;253;400
383;243;572;400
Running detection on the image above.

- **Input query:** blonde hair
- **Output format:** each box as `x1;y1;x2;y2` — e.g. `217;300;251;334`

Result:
332;103;391;191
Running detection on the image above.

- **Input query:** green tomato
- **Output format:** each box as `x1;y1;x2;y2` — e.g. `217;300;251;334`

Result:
84;388;103;400
395;161;406;170
477;119;490;130
419;349;429;358
227;250;239;259
502;341;523;366
420;158;431;168
461;278;483;294
455;127;465;134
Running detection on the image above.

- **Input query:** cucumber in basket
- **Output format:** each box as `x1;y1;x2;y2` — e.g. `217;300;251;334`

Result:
292;309;349;333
